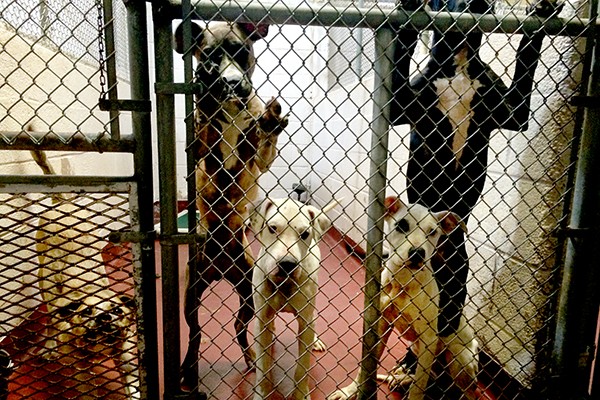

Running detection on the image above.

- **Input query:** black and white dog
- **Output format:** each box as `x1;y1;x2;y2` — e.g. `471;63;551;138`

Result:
389;0;562;376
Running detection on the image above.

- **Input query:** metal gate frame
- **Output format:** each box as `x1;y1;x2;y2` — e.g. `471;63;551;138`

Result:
149;1;600;400
0;0;159;398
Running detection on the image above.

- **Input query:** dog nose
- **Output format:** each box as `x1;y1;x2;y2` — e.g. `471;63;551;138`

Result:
408;248;426;265
276;260;298;276
96;313;112;324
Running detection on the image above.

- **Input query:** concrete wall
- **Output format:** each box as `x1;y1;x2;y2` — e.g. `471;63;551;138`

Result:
463;2;584;386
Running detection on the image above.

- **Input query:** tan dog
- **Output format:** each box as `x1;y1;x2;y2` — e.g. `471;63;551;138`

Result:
329;196;478;400
31;150;138;399
251;198;338;400
174;21;289;390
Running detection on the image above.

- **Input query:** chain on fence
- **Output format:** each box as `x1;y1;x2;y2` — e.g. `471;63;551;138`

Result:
0;0;594;399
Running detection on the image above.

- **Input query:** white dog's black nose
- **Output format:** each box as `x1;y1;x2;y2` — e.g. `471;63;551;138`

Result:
276;259;298;277
408;248;426;265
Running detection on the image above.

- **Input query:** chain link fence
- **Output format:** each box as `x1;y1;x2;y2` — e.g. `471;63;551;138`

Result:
0;0;597;399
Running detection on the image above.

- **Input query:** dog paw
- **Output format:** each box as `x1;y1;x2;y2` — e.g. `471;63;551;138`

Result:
312;337;327;352
327;388;353;400
528;0;564;18
380;365;414;392
259;97;289;136
244;347;257;372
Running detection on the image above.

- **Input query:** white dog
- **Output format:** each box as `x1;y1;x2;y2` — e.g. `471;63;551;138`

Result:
329;196;478;400
31;150;139;399
251;198;338;400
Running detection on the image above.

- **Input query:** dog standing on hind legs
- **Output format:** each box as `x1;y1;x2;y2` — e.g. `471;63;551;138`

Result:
173;20;289;391
328;196;478;400
387;0;563;381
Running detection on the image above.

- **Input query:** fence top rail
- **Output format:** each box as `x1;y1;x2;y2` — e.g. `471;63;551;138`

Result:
158;0;594;36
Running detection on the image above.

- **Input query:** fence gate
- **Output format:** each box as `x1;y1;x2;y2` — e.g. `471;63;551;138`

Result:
1;0;599;400
0;0;158;398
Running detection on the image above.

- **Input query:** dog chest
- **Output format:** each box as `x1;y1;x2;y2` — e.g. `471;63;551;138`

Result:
433;49;483;164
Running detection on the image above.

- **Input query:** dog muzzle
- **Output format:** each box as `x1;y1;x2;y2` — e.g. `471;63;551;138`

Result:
407;247;426;269
84;312;124;345
270;259;299;282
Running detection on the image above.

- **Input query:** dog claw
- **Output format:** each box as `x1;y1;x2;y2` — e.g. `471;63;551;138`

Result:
312;337;327;352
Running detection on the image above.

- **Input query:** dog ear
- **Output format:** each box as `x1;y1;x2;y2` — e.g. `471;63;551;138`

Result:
174;21;204;55
306;206;332;240
249;199;274;234
384;196;405;220
237;23;269;41
434;211;468;235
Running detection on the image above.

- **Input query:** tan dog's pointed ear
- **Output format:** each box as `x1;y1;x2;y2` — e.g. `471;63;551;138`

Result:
174;21;204;56
433;211;467;235
384;196;405;220
237;23;269;41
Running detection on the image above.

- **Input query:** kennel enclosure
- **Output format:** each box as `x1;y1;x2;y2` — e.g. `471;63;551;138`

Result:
1;0;599;399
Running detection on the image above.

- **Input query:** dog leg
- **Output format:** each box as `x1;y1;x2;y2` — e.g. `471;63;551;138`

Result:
253;300;276;400
390;0;423;125
293;307;318;400
180;258;209;392
408;331;438;400
444;331;479;400
254;97;288;172
118;348;140;400
232;269;256;370
504;0;564;131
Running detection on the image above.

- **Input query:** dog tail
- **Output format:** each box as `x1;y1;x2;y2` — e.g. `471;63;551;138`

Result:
322;198;343;214
28;124;64;204
30;149;56;176
30;149;64;204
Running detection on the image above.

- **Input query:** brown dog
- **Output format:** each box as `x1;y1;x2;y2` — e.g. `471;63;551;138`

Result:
174;21;288;390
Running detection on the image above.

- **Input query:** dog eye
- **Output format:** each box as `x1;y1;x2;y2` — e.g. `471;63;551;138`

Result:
300;230;310;240
268;225;277;234
395;219;410;233
427;227;438;237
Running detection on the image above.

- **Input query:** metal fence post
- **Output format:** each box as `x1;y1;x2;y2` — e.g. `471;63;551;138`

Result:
126;0;160;398
152;1;183;398
358;25;395;400
551;3;600;397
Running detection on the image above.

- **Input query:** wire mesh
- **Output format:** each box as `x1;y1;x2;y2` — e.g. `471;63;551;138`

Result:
172;1;587;399
0;189;140;398
0;0;593;399
0;0;129;140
